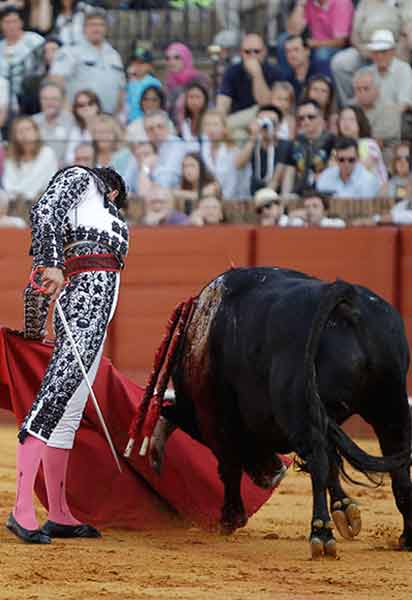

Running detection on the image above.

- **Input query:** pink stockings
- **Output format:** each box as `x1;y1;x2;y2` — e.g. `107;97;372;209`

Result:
13;435;80;530
13;435;45;530
42;446;81;526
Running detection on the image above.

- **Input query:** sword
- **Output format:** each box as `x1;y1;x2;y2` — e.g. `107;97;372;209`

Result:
55;299;122;473
30;268;122;473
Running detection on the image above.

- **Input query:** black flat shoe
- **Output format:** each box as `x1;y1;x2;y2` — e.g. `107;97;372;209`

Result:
6;513;51;544
41;520;102;539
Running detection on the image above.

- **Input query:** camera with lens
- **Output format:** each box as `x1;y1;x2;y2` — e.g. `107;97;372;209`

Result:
257;117;274;133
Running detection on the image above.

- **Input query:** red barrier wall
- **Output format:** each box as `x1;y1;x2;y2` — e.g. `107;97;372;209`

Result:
0;226;409;437
255;227;399;306
113;226;253;375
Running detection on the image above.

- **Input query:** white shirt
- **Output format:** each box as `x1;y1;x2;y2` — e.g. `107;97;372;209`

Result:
3;146;58;201
201;140;251;200
317;162;381;199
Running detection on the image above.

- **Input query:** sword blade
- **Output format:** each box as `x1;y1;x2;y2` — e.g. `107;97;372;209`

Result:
55;299;122;473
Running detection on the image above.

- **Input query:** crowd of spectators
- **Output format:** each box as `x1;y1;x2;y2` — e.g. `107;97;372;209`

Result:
0;0;412;230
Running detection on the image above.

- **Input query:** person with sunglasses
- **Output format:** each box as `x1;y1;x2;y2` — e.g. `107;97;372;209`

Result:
216;33;281;117
316;136;380;199
287;98;335;195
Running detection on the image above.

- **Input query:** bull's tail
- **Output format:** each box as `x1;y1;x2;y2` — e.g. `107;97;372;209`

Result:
304;280;410;477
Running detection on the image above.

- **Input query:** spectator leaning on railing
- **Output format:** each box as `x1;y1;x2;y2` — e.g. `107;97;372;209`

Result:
316;136;380;199
288;190;346;228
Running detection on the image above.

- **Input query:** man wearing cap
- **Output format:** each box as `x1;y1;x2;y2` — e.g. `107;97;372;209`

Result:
332;0;412;106
254;188;292;227
367;30;412;112
126;47;161;123
50;11;125;115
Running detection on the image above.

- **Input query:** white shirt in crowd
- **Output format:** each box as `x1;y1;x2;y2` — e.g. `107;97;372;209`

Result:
3;145;58;202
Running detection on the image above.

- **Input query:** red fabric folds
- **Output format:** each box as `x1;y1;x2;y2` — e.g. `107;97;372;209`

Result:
0;327;286;531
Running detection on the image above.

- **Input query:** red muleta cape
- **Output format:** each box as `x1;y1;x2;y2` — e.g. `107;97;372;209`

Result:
0;328;289;531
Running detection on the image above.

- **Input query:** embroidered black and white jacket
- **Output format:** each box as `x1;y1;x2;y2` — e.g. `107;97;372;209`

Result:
24;166;129;339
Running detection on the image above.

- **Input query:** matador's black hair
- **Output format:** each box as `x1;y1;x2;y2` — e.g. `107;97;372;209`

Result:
92;167;127;209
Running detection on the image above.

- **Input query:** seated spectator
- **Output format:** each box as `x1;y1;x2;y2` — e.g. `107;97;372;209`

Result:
385;142;412;201
271;81;296;140
303;74;337;132
52;0;87;46
33;80;74;166
126;86;174;145
332;1;411;106
288;0;354;73
236;105;293;195
173;152;220;212
125;47;161;124
216;33;280;116
164;42;209;125
352;67;402;143
366;30;412;112
254;187;291;227
126;140;158;195
317;136;381;198
189;195;225;226
290;190;346;227
0;6;44;113
337;105;387;185
65;89;102;164
383;197;412;225
201;109;251;201
141;109;186;189
91;113;135;179
72;141;96;168
288;98;336;194
0;73;8;135
20;35;62;116
141;185;189;226
3;116;58;206
177;82;209;145
281;34;328;100
50;10;125;115
0;188;26;228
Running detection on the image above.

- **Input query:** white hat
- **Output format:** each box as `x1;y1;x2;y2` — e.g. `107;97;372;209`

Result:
366;30;395;51
254;188;280;209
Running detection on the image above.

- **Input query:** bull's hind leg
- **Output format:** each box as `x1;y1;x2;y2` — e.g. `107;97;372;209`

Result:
307;445;337;559
328;461;361;540
218;457;247;535
373;421;412;550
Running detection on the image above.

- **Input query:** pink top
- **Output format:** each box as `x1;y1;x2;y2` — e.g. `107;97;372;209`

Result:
304;0;354;41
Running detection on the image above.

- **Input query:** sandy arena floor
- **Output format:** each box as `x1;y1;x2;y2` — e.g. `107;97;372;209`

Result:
0;424;411;600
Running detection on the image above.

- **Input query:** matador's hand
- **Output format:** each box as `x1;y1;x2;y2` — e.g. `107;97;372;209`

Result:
41;267;65;302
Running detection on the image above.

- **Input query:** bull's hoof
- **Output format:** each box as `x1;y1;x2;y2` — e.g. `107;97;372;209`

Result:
309;519;337;559
220;512;248;535
332;499;361;540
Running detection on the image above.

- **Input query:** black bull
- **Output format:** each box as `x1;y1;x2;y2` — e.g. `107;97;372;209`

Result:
161;267;412;557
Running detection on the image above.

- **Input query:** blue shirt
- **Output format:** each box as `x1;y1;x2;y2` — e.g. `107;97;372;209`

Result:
316;162;381;199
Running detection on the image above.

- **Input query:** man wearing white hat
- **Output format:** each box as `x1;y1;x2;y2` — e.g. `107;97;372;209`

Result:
367;29;412;111
331;0;412;106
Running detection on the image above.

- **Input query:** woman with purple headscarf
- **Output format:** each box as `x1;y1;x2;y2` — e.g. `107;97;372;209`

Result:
164;42;209;125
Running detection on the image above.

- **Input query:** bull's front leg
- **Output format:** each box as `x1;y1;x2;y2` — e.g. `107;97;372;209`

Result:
218;458;247;535
328;460;362;540
308;446;337;559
